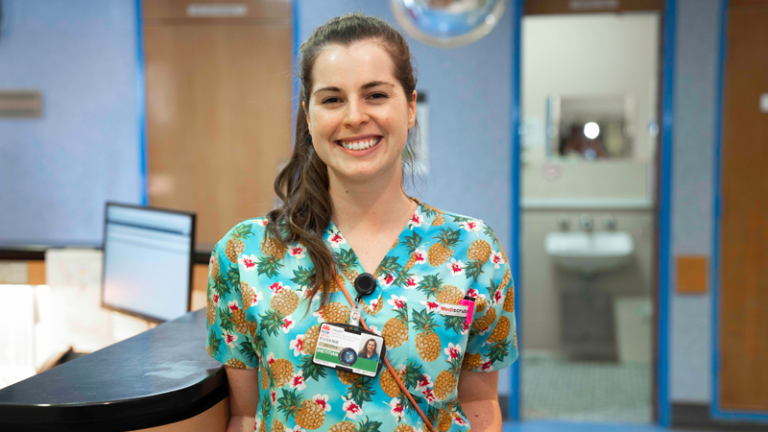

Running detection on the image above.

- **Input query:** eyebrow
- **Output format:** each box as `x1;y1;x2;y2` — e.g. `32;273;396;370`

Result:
313;81;395;96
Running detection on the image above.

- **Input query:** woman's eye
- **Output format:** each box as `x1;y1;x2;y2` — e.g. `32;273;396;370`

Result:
322;97;341;104
370;93;388;100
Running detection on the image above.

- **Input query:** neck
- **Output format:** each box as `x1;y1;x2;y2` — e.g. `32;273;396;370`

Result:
328;163;414;231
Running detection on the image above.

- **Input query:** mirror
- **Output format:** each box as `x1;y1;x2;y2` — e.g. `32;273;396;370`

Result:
522;13;660;163
391;0;507;48
546;94;637;160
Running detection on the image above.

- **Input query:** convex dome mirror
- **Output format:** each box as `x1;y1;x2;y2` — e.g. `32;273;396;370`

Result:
391;0;507;48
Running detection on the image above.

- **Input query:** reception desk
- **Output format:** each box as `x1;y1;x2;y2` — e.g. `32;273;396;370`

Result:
0;309;229;431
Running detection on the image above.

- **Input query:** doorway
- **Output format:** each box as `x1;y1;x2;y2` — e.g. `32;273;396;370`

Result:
516;1;664;424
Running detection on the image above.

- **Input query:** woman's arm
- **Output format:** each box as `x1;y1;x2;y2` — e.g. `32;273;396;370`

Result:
457;370;502;431
225;365;260;432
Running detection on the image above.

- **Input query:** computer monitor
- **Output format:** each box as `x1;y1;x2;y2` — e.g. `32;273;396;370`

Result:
101;202;196;323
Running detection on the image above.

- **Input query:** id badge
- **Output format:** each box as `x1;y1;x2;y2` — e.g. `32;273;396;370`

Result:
312;323;386;378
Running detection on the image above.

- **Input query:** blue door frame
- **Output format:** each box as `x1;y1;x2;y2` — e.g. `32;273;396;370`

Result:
509;0;768;426
507;0;678;426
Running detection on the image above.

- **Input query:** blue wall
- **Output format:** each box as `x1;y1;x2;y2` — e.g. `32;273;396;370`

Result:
0;0;141;247
669;0;722;404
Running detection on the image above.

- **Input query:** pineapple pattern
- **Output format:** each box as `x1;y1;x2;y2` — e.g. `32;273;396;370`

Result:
206;199;517;431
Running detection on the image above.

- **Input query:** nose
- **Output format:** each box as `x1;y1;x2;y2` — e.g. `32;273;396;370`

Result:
343;99;369;129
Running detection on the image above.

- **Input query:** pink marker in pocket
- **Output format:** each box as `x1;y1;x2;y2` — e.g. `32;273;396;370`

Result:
459;296;475;327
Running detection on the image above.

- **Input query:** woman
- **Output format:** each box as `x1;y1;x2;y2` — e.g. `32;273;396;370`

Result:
359;338;380;362
206;13;517;432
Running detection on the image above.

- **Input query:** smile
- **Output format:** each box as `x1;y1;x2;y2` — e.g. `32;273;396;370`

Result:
336;136;382;151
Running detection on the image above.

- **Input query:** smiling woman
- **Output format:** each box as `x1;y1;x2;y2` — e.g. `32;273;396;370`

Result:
205;13;518;432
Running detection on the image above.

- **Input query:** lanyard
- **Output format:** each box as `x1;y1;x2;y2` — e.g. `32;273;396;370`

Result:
334;272;437;432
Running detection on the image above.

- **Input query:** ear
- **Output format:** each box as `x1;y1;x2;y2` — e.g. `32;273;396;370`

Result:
407;90;417;129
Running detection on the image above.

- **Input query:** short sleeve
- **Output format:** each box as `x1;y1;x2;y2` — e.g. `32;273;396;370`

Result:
463;222;519;373
205;233;259;369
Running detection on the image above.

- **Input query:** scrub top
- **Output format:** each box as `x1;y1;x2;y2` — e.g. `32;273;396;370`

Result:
206;198;518;432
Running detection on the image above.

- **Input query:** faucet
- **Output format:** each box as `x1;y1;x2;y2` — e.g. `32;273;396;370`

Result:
580;214;593;231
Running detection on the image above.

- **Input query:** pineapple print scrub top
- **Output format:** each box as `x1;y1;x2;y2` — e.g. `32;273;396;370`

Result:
206;198;518;432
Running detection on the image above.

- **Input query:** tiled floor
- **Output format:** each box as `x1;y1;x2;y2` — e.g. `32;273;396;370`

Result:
522;354;651;423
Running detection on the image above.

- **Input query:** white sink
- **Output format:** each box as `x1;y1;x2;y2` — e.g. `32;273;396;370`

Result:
545;231;634;276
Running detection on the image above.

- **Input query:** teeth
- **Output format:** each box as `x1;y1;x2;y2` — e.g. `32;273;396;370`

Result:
340;137;380;151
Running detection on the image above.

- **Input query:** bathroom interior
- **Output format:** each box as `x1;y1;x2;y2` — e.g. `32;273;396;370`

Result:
520;11;659;423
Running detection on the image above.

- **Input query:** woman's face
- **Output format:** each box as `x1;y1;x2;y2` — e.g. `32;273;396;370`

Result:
366;340;376;353
304;41;417;183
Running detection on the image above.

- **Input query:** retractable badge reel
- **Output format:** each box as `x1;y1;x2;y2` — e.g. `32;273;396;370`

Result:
348;273;374;327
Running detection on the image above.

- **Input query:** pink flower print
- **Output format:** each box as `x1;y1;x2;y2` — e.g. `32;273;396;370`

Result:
250;290;264;306
254;417;261;431
387;398;405;420
461;320;470;334
270;389;277;403
269;282;285;293
416;373;433;390
444;342;462;359
266;353;276;366
420;301;439;312
300;286;312;299
490;250;504;269
408;210;423;230
448;258;465;277
453;414;467;426
212;292;221;306
461;219;481;235
288;244;306;260
494;290;504;305
481;358;493;371
312;309;325;323
369;297;379;310
281;315;295;333
228;300;241;312
466;288;479;299
378;273;394;287
404;274;421;289
327;228;346;248
413;248;427;265
289;335;305;356
342;396;363;419
313;394;331;412
421;388;436;403
222;331;238;347
288;426;306;432
257;219;269;227
387;295;407;309
238;254;259;272
289;371;306;391
367;325;381;336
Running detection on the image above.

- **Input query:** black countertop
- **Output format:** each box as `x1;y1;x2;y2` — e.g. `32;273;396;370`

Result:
0;309;228;432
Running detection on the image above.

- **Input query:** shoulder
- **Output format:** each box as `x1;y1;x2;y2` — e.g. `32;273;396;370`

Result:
417;202;499;242
213;217;270;256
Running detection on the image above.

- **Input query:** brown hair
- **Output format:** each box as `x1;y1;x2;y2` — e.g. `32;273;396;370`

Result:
265;13;419;309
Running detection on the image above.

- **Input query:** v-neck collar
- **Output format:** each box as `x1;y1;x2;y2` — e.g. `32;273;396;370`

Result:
322;197;436;295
